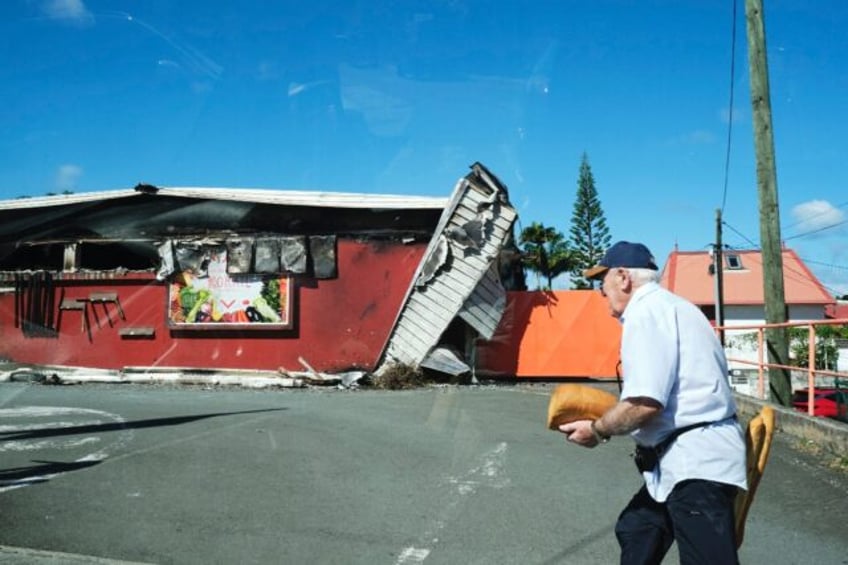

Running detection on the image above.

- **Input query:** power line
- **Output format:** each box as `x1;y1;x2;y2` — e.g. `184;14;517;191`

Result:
725;212;848;247
720;224;848;296
781;199;848;232
720;0;739;215
722;221;759;249
783;218;848;241
735;249;844;297
799;258;848;272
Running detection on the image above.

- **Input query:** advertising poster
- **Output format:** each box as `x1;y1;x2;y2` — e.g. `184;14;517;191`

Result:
168;248;291;329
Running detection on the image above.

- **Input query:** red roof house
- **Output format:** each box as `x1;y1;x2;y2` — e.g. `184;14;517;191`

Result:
661;247;835;324
825;301;848;320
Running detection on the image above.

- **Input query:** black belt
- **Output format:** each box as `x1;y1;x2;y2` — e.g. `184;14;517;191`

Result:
632;414;737;473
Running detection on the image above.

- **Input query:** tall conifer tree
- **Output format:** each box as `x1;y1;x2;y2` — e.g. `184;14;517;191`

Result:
569;153;612;288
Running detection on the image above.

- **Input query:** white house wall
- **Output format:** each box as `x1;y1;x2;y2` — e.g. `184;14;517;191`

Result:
721;304;826;326
722;303;839;395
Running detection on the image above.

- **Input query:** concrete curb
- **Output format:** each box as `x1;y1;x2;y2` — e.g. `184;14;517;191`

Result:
63;373;306;388
734;392;848;457
0;366;305;389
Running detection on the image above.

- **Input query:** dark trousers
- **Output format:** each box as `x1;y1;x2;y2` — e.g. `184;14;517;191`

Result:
615;479;739;565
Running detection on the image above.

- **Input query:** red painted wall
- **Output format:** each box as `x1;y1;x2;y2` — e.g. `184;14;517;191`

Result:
0;240;426;373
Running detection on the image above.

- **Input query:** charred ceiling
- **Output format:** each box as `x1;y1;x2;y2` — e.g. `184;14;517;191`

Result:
0;195;443;245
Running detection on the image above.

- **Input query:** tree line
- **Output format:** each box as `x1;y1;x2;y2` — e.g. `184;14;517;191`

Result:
519;153;612;290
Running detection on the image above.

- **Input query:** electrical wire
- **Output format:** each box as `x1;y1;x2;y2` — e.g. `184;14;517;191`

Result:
783;218;848;242
800;258;848;272
781;199;848;232
720;0;739;215
720;225;847;298
742;251;845;298
722;221;759;249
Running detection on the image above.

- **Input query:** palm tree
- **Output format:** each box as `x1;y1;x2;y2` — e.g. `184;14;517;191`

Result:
519;222;575;290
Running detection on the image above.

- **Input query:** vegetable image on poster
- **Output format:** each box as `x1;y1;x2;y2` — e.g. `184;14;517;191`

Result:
168;248;291;329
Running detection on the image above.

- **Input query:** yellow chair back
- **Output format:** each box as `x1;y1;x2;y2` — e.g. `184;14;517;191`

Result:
734;405;776;548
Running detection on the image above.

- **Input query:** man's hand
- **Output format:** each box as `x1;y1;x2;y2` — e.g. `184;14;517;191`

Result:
558;419;598;448
557;397;662;450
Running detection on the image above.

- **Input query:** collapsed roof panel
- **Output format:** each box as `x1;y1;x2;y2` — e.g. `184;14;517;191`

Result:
378;162;518;370
459;263;507;340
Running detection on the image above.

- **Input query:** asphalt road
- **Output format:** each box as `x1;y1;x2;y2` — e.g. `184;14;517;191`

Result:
1;382;846;565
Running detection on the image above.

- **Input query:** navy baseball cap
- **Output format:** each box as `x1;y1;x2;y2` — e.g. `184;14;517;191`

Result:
583;241;658;280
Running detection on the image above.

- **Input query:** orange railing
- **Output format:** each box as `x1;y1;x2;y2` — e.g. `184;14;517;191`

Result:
717;318;848;416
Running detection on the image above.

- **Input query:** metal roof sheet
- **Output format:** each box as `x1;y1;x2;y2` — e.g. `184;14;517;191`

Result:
0;187;448;211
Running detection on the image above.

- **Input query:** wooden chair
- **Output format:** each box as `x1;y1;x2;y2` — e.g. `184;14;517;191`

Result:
734;405;776;548
58;297;91;340
88;291;125;327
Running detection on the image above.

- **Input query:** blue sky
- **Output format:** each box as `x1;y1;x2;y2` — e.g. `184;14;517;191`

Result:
2;0;847;295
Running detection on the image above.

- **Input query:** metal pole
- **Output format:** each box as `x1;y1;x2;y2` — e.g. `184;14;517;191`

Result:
808;324;816;416
715;209;725;344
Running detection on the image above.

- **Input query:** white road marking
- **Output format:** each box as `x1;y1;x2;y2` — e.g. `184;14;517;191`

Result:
0;405;284;495
395;547;431;564
445;441;510;495
394;441;510;564
0;406;106;417
0;406;131;493
2;436;100;452
0;419;105;432
0;544;155;564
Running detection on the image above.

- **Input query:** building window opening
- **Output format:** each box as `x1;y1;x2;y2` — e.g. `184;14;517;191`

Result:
79;241;159;271
725;254;743;270
0;243;64;271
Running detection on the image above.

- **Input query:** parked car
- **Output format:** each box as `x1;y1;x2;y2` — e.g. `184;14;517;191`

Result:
792;388;848;420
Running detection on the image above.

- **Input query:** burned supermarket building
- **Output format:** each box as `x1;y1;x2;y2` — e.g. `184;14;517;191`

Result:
0;163;522;377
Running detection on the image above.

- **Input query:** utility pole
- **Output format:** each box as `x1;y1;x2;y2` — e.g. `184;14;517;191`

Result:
745;0;791;406
714;209;725;345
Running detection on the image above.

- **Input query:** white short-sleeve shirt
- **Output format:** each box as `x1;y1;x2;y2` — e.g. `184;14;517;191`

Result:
619;282;747;502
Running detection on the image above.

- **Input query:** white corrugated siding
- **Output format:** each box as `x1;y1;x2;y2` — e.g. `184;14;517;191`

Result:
459;263;506;339
382;174;517;366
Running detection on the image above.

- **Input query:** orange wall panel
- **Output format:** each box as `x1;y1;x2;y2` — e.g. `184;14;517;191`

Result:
475;290;622;378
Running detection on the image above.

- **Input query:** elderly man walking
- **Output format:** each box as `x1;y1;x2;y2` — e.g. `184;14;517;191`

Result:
560;241;747;565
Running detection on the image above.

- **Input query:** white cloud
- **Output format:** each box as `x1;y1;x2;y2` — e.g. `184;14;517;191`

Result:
288;83;307;97
790;199;845;235
666;129;716;146
41;0;94;24
288;80;332;97
257;61;278;81
719;106;746;125
683;130;715;144
55;164;83;192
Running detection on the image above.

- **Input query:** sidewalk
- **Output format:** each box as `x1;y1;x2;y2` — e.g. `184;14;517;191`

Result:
734;392;848;459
